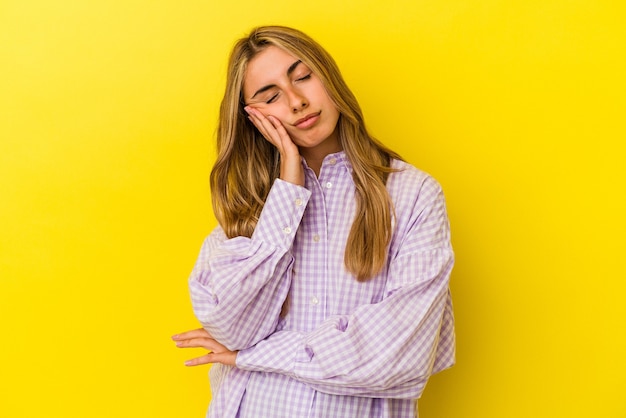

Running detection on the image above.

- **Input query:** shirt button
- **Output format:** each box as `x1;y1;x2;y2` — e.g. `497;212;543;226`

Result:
325;182;332;189
310;296;319;305
282;227;291;234
295;198;303;206
329;158;337;165
313;234;320;242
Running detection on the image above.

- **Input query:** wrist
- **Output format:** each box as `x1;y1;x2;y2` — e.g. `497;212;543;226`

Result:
280;155;304;186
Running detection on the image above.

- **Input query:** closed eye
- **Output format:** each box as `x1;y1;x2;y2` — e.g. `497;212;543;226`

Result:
296;73;312;82
263;73;311;104
266;93;280;104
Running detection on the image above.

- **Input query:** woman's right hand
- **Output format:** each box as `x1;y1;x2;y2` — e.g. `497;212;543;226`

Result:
245;106;304;187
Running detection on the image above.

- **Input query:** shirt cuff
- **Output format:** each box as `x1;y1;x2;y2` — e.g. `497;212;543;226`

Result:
251;179;311;249
236;330;308;375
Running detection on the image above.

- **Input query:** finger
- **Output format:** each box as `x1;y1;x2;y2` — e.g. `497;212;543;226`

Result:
244;106;267;129
171;328;207;341
254;114;298;158
171;328;211;341
175;337;222;351
184;351;237;367
248;111;278;142
268;115;299;155
245;108;285;149
184;353;214;367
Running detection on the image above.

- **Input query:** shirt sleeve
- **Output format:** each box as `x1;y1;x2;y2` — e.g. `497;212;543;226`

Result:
189;179;312;351
236;177;455;399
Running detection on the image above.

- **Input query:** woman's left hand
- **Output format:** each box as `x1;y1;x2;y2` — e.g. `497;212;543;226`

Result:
172;328;238;367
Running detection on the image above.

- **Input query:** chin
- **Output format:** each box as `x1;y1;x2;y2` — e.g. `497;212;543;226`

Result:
300;130;335;146
293;135;324;148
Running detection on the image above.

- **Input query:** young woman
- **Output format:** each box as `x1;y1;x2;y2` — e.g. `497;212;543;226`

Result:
172;25;455;418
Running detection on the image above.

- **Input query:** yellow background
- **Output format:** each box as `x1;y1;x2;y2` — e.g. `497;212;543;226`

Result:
1;0;624;417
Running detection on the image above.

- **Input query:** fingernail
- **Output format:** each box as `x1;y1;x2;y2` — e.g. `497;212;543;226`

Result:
184;361;192;366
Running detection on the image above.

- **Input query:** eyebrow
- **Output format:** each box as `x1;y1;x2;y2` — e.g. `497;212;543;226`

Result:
249;60;303;100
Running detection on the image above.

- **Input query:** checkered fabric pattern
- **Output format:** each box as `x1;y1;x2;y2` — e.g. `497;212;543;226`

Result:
189;152;455;418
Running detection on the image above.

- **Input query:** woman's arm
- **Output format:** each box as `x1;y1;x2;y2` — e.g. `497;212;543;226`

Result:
235;180;455;398
189;179;311;351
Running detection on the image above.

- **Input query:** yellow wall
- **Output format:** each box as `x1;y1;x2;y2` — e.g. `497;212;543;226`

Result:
1;1;624;417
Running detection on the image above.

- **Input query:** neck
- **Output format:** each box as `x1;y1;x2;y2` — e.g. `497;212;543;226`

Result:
299;130;342;177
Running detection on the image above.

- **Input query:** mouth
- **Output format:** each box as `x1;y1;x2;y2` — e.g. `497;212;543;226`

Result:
293;111;321;128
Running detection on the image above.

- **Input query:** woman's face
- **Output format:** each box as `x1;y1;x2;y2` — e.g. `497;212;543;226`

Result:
242;45;341;153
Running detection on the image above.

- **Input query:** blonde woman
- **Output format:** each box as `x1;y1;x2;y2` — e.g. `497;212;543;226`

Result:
173;25;455;418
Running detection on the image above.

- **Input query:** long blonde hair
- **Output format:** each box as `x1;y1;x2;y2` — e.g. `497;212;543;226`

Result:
211;26;402;281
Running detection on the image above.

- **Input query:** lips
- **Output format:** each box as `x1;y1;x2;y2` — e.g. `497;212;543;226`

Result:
294;111;321;129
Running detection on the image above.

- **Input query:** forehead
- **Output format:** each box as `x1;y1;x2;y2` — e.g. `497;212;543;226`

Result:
243;46;302;94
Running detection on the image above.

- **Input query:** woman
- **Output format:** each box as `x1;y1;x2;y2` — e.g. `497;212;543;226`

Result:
173;25;455;418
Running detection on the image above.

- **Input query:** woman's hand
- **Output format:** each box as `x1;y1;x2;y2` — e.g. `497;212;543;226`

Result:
245;106;304;186
172;328;237;367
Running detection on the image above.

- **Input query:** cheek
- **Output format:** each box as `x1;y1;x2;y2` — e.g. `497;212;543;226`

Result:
265;104;290;119
310;81;335;104
273;114;293;130
252;106;289;126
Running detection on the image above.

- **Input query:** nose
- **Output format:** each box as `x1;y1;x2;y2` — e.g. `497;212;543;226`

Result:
287;88;308;112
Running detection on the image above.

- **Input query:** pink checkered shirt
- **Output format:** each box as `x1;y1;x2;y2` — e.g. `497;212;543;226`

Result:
189;152;455;417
